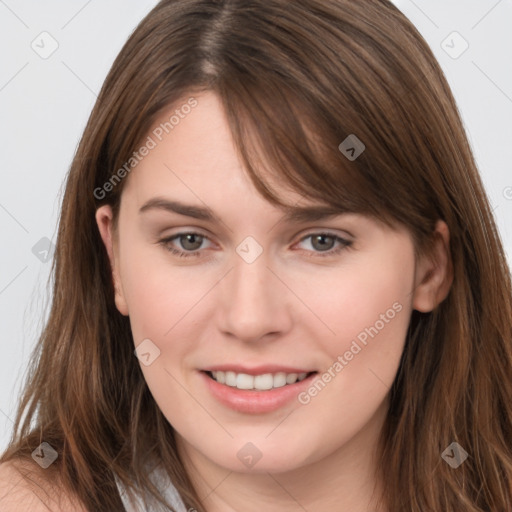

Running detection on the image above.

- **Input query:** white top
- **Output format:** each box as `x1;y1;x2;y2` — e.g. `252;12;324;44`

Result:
115;464;188;512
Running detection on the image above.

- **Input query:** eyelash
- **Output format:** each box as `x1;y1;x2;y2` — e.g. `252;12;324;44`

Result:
158;231;353;259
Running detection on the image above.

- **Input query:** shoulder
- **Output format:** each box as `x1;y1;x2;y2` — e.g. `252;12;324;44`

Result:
0;459;88;512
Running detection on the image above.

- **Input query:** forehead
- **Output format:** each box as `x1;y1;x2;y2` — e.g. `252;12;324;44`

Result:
123;91;314;210
118;90;396;236
142;91;238;169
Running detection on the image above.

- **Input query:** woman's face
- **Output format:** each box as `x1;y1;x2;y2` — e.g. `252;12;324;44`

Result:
96;91;441;475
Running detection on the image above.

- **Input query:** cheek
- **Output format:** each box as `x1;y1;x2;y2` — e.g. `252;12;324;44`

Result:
120;247;208;419
297;247;414;413
119;242;209;345
319;240;413;350
338;266;410;357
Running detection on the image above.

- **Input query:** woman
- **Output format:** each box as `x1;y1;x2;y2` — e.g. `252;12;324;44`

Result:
1;0;511;510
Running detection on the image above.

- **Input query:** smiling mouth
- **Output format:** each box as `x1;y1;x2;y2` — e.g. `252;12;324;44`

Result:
204;370;318;391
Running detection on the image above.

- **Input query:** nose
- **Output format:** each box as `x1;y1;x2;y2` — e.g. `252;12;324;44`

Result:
217;248;293;343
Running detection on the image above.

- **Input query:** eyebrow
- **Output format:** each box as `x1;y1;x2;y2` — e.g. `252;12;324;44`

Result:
139;197;349;224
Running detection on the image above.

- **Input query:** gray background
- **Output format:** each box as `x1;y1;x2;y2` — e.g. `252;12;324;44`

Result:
1;0;511;453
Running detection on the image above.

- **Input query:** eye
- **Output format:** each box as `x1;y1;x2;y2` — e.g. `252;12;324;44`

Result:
296;232;353;257
158;231;353;259
158;232;211;258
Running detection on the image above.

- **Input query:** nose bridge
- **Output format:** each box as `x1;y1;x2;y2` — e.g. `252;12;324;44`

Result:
231;234;273;296
218;241;289;341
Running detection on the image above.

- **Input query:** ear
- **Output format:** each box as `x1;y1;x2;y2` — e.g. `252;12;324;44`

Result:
412;220;453;313
95;205;129;316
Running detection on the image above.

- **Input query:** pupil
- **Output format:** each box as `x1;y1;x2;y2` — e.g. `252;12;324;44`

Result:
183;234;202;250
314;235;333;251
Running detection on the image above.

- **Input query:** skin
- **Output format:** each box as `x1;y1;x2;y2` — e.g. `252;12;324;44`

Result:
96;91;452;512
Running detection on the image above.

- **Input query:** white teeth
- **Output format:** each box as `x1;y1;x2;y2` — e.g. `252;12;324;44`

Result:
225;371;237;387
273;372;287;388
209;371;311;390
286;373;298;384
254;373;273;390
236;373;254;390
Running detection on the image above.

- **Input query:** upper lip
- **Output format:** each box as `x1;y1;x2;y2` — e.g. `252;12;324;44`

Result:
202;365;316;375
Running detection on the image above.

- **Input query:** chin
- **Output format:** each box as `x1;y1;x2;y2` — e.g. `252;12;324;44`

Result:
199;437;319;474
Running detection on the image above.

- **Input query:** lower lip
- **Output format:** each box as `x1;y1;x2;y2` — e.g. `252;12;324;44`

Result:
199;371;317;414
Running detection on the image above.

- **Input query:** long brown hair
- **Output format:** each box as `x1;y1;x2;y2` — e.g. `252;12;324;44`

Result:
2;0;512;510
